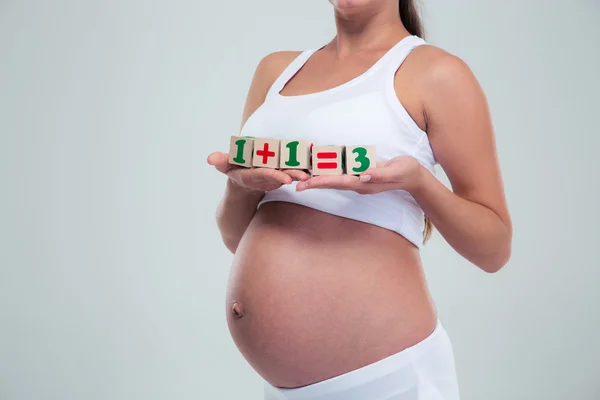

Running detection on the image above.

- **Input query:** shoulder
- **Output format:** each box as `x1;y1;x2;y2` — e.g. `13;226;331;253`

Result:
253;50;304;89
407;44;481;98
392;44;477;131
398;44;486;125
409;44;467;70
241;51;304;126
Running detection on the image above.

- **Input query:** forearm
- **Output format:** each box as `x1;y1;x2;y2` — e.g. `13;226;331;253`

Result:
411;167;512;273
216;179;265;254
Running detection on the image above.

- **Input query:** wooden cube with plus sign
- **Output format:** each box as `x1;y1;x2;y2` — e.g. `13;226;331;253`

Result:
311;145;344;176
252;138;281;169
279;140;312;169
345;146;376;175
228;136;255;168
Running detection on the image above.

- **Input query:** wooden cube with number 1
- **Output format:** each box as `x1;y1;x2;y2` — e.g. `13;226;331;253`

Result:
280;140;312;169
228;136;255;168
252;138;281;169
345;146;376;175
311;145;344;176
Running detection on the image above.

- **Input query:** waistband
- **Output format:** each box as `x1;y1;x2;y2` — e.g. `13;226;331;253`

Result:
266;319;449;400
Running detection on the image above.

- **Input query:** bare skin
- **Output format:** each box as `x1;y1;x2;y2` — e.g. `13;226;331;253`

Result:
207;0;512;389
226;202;436;388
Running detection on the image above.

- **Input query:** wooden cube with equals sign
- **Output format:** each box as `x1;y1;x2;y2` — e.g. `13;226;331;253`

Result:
311;145;344;176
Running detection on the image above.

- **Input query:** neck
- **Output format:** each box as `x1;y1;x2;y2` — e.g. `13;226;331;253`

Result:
330;3;409;56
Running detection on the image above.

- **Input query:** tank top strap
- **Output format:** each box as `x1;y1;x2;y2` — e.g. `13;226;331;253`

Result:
380;35;427;76
266;49;319;99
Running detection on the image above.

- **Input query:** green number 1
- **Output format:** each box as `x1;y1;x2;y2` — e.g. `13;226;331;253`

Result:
233;139;247;163
285;141;300;167
352;147;370;173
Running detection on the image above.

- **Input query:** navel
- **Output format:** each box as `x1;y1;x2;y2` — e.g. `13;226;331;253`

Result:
231;301;244;319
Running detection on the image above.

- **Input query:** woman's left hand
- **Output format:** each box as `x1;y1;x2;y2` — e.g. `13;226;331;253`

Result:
296;155;425;194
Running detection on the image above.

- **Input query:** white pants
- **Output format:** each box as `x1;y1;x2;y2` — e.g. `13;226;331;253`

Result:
264;320;460;400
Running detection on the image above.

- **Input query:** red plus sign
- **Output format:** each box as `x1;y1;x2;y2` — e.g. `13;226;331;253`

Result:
256;143;275;165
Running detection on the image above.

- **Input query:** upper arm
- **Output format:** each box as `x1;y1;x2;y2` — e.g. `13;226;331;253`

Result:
420;49;512;233
240;51;302;129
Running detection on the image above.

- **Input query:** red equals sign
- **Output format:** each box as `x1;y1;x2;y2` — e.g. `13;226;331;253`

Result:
316;151;338;169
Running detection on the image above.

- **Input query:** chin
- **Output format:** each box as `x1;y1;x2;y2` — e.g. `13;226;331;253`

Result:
330;0;388;19
330;0;375;11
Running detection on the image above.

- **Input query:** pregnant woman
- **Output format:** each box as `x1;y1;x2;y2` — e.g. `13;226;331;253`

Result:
207;0;512;399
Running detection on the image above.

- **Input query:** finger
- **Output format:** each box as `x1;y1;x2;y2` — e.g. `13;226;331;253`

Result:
359;166;397;183
297;174;360;191
355;160;389;182
207;152;228;166
207;152;234;174
282;169;311;182
239;167;293;185
374;160;389;169
356;182;401;194
262;168;294;185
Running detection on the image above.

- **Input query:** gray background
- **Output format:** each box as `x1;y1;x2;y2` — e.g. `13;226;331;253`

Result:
1;0;599;399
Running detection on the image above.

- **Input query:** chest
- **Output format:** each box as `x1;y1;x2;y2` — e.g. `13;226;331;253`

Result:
241;92;422;161
278;52;385;97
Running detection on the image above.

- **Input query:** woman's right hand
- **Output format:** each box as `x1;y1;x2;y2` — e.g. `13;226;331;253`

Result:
207;152;310;193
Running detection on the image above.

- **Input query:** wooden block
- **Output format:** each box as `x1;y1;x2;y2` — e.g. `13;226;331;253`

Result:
280;140;312;169
252;138;281;169
345;146;376;175
311;145;344;176
228;136;255;168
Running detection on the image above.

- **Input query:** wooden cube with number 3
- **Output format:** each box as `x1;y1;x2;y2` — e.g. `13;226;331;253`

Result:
228;136;255;168
280;140;312;169
312;145;344;176
252;138;281;169
345;146;376;175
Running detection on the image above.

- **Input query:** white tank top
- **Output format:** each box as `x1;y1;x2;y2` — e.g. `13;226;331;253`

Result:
242;35;436;248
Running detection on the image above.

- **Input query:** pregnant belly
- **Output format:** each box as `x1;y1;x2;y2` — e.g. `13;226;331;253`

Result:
225;202;437;389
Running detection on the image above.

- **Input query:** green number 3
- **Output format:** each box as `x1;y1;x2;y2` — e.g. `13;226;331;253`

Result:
352;147;370;173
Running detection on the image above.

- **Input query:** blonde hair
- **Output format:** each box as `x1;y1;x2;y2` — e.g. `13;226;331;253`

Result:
423;216;433;244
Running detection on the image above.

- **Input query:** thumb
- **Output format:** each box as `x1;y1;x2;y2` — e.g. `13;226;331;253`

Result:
359;165;397;183
207;152;228;165
207;152;231;173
